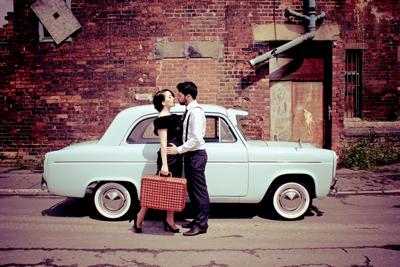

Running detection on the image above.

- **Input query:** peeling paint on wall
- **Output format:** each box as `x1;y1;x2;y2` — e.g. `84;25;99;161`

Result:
270;81;292;141
356;0;372;10
370;6;389;23
303;109;314;135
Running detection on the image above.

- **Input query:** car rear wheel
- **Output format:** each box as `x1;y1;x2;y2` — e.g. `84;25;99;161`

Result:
93;182;132;220
271;182;311;220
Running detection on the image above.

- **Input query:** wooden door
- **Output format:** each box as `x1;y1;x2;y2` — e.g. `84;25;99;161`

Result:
270;81;323;147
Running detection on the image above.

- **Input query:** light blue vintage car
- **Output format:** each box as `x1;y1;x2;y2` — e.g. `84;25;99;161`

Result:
43;104;337;220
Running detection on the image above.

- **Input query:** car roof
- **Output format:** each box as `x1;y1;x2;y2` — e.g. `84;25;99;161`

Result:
99;104;247;145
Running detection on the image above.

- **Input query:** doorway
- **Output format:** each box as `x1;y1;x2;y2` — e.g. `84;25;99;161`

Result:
268;41;332;148
270;81;323;147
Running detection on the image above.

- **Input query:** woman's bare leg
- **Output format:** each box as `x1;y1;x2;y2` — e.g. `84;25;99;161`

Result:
166;211;177;228
136;206;148;227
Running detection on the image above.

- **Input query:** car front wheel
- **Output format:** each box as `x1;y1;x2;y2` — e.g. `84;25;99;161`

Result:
93;182;132;220
271;182;311;220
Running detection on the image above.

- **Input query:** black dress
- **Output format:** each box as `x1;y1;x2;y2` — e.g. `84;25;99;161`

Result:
153;114;183;178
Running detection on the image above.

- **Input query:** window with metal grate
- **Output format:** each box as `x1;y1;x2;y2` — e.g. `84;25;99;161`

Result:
345;49;363;118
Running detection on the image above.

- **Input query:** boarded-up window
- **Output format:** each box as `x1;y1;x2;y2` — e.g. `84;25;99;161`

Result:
33;0;80;44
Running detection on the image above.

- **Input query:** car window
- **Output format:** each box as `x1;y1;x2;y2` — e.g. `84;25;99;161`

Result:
126;117;158;144
127;115;236;144
205;116;236;143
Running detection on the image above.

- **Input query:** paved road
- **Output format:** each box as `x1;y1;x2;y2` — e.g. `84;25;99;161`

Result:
0;195;399;266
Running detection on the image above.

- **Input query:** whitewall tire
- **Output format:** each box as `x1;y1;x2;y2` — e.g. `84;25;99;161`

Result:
93;182;132;220
271;182;311;220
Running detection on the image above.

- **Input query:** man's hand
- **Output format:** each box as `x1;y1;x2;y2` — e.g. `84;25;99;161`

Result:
167;143;178;155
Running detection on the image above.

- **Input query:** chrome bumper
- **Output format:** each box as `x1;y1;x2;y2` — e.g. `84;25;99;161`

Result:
329;177;338;195
41;175;48;191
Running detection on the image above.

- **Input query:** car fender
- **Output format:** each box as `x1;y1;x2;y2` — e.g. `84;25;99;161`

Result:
245;162;321;203
85;176;140;198
265;168;317;197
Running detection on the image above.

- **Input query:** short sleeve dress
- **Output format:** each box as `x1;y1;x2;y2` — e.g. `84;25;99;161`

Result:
153;114;183;177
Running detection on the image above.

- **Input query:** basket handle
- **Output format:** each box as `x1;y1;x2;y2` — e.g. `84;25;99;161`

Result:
158;171;172;177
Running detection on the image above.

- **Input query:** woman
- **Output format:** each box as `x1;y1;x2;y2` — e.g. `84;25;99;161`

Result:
134;89;183;233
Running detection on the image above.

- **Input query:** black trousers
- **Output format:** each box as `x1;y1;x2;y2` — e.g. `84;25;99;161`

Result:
184;149;209;229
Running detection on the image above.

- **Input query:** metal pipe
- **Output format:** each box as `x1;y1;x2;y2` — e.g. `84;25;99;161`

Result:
249;0;325;67
249;32;315;66
284;8;308;20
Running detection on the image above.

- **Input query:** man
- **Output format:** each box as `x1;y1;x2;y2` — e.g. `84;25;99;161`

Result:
167;81;209;236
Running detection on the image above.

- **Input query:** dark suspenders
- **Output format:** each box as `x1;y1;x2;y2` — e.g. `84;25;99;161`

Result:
184;106;203;142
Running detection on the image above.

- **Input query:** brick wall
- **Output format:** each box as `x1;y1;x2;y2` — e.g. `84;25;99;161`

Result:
343;119;400;158
341;1;399;121
0;0;399;166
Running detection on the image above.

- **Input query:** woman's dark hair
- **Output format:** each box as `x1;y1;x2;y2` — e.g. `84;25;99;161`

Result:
176;81;198;99
153;89;174;112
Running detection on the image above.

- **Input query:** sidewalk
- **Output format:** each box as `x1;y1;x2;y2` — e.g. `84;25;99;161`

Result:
0;167;47;196
331;163;400;195
0;164;399;196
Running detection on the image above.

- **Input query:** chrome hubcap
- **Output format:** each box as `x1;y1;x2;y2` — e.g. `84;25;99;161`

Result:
102;189;125;211
279;189;303;211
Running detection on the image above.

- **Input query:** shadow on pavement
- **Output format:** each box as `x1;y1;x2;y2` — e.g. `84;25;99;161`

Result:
41;195;98;219
41;198;261;220
41;197;326;222
306;205;325;217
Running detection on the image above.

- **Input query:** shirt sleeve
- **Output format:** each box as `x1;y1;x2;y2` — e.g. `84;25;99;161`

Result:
153;116;169;136
177;108;205;154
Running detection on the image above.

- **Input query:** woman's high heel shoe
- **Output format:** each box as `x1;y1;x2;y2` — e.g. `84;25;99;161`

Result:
133;216;143;233
163;220;180;233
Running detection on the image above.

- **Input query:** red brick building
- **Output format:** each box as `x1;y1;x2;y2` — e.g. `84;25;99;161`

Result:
0;0;399;166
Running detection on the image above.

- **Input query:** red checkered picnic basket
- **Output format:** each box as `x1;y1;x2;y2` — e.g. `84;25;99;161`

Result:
140;174;187;212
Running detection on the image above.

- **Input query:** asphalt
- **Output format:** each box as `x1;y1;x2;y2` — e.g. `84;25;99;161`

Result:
0;164;399;197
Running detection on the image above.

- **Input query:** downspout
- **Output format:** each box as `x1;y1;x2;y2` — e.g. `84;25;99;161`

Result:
249;0;325;67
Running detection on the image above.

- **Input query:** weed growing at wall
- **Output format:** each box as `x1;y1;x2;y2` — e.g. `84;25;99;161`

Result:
341;140;400;169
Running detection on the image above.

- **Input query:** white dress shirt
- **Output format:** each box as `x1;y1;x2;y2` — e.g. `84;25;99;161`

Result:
177;100;206;154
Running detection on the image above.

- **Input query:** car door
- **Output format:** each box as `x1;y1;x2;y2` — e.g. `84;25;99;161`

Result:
124;114;249;197
124;116;159;177
204;115;249;197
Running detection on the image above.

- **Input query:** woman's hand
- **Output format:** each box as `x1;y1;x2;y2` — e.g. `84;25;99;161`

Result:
160;165;169;176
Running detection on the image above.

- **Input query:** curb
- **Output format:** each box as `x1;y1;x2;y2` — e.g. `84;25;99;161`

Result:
0;189;57;197
329;189;400;196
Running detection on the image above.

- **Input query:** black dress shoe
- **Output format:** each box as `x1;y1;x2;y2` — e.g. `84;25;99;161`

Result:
181;220;195;229
183;225;207;236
